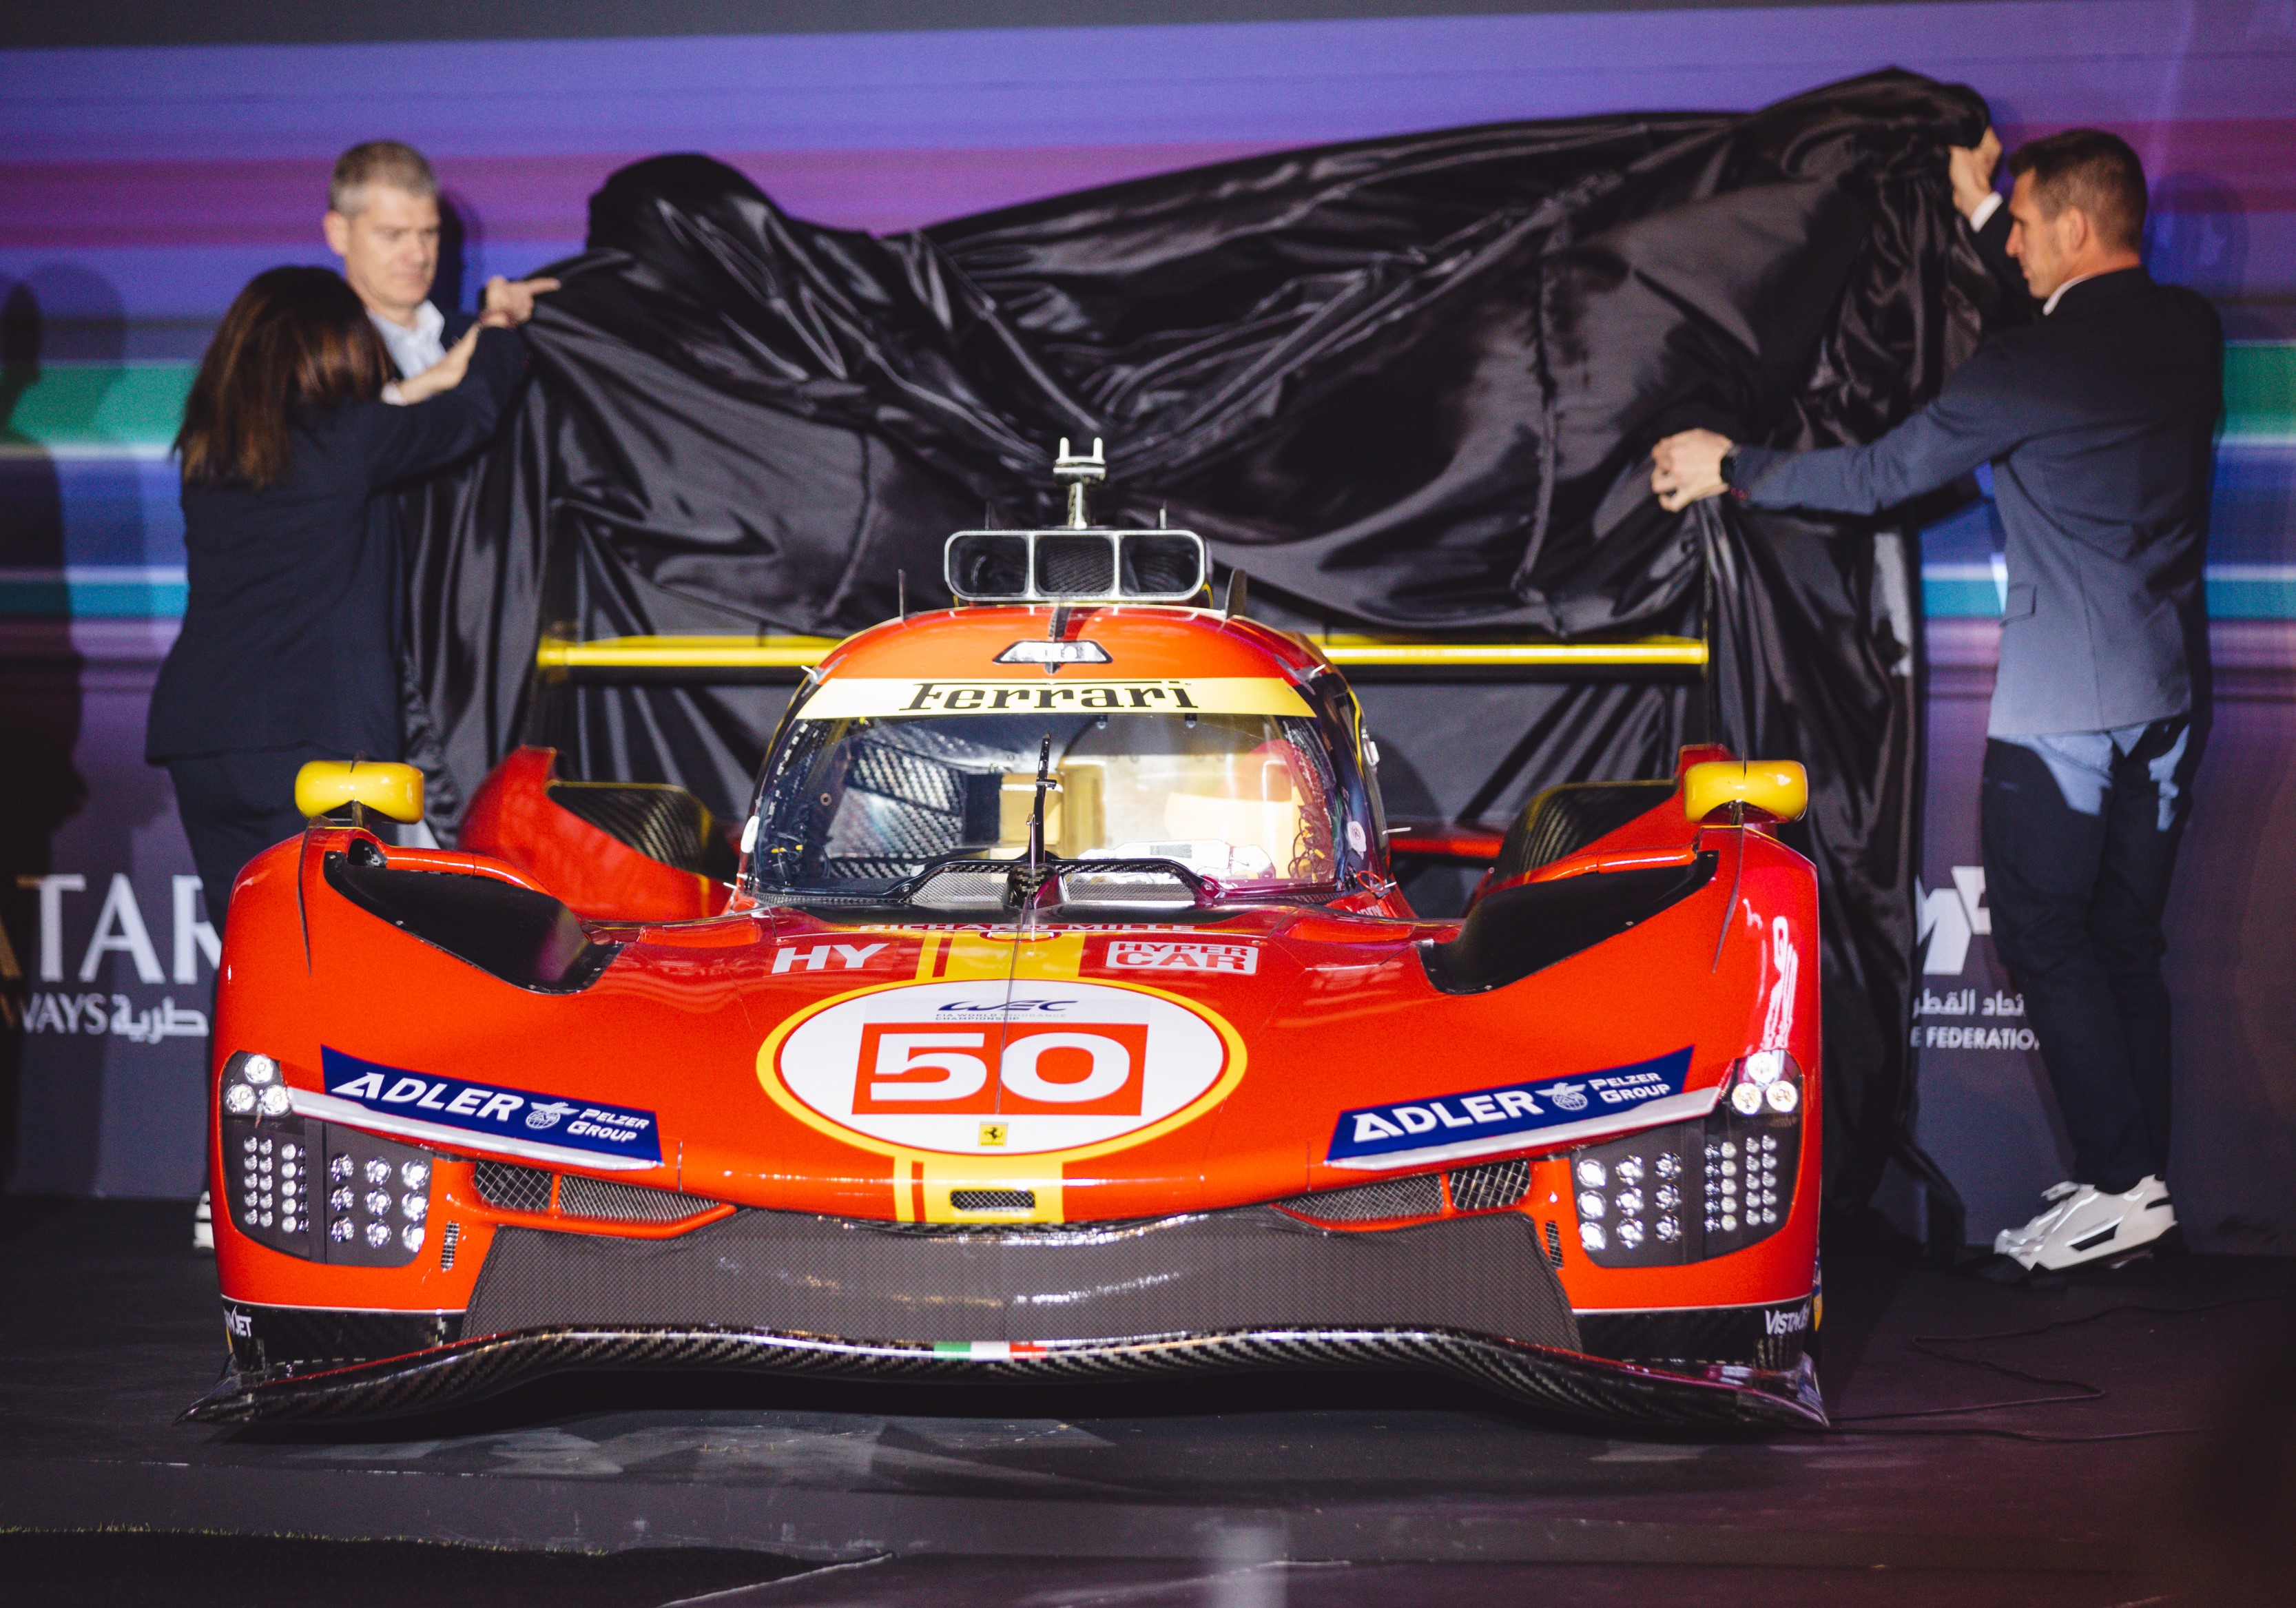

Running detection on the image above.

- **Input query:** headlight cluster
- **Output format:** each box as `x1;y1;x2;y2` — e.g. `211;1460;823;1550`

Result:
1569;1051;1806;1268
218;1050;436;1267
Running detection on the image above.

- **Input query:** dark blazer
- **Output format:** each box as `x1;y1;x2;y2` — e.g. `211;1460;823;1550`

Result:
1728;212;2222;738
147;327;524;763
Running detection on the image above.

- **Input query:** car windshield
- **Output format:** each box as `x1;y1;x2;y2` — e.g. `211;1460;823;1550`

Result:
748;710;1345;900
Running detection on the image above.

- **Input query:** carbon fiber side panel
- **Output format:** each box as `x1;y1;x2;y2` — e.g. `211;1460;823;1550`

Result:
546;780;736;881
185;1325;1827;1432
1493;782;1673;881
464;1206;1578;1350
1578;1298;1816;1371
220;1299;462;1372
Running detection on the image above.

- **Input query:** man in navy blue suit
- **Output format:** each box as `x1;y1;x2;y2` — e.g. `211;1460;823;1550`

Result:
1652;130;2222;1276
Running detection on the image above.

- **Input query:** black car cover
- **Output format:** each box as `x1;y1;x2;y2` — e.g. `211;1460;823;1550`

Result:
400;69;2000;1228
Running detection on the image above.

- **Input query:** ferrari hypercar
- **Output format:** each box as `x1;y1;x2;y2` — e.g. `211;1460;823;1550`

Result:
191;446;1824;1430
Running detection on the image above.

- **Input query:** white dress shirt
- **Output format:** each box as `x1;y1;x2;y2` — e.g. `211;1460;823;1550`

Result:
370;300;447;378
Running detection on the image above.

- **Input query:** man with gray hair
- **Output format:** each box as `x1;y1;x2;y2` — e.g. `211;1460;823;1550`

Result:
323;139;556;388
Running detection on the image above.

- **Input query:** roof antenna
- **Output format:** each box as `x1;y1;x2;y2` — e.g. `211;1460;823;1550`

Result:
1223;568;1250;621
1053;436;1106;529
896;569;908;621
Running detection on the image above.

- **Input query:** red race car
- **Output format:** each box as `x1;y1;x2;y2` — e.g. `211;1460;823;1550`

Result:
191;445;1823;1430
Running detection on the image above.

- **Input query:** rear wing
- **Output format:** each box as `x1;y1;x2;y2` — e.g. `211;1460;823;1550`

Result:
528;628;1712;871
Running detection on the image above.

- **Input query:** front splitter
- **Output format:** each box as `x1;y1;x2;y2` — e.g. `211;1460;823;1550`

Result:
183;1323;1826;1432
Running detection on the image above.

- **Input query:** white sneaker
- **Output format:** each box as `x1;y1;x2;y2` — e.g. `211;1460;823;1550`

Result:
193;1189;214;1253
1994;1181;2082;1257
1998;1176;2174;1272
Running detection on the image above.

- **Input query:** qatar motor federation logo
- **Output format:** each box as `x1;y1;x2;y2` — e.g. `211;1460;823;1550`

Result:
762;979;1239;1158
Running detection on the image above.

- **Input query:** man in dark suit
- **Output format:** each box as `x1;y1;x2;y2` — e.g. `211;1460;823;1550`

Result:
1651;129;2222;1275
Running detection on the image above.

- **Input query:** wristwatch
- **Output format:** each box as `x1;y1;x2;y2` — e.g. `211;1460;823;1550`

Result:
1719;446;1741;488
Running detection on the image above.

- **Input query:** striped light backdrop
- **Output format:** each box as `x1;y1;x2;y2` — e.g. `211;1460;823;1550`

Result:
3;0;2291;623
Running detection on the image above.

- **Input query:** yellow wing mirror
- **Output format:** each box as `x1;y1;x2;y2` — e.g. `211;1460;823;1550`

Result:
1683;759;1807;824
295;760;425;824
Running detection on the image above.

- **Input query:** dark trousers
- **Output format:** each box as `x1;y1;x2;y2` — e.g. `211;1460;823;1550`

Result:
1979;721;2201;1193
166;744;335;928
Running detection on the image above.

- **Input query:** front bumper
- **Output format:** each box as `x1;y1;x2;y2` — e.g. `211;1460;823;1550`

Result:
194;1204;1824;1430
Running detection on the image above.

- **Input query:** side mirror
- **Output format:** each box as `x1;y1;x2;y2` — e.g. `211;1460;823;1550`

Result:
296;760;425;824
1683;760;1807;824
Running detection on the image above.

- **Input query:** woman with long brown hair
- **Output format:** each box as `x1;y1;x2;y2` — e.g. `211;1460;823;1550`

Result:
146;265;526;919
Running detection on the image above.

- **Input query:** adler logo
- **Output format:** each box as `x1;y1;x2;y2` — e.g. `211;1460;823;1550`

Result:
765;979;1235;1157
526;1100;578;1131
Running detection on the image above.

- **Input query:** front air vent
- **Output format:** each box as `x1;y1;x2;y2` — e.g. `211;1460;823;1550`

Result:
475;1160;553;1215
1281;1172;1445;1225
950;1188;1037;1212
474;1159;721;1226
559;1173;720;1223
1447;1158;1532;1213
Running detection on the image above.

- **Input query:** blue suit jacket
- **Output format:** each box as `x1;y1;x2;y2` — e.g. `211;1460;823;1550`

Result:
1728;212;2222;738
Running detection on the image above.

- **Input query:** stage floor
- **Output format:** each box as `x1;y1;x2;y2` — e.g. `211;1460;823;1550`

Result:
2;1200;2290;1605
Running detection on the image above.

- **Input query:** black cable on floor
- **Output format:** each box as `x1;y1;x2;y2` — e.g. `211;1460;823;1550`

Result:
1818;1285;2296;1443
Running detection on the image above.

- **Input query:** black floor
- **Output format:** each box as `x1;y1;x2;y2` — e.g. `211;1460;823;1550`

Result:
3;1199;2294;1605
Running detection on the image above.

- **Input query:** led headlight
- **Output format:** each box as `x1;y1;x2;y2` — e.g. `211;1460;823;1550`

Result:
223;1084;257;1115
1743;1049;1787;1086
258;1085;292;1117
1575;1159;1606;1188
402;1193;428;1222
1577;1190;1606;1219
1579;1222;1607;1252
1766;1081;1800;1113
400;1224;425;1253
242;1054;277;1085
1730;1082;1765;1116
401;1159;430;1190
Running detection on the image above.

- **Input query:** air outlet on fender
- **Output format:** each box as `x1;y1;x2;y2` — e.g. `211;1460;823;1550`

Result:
951;1188;1036;1212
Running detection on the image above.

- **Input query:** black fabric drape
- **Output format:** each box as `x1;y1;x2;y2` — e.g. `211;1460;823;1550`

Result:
400;69;1998;1221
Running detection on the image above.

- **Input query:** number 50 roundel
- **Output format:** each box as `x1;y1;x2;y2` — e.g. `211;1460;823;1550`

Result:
758;980;1245;1158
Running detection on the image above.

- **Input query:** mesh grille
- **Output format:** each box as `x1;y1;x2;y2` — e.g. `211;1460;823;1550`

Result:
1447;1159;1532;1213
548;781;732;880
1279;1172;1445;1224
464;1205;1578;1351
1035;535;1115;595
559;1174;720;1224
949;1188;1036;1212
475;1162;553;1215
1494;783;1672;881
